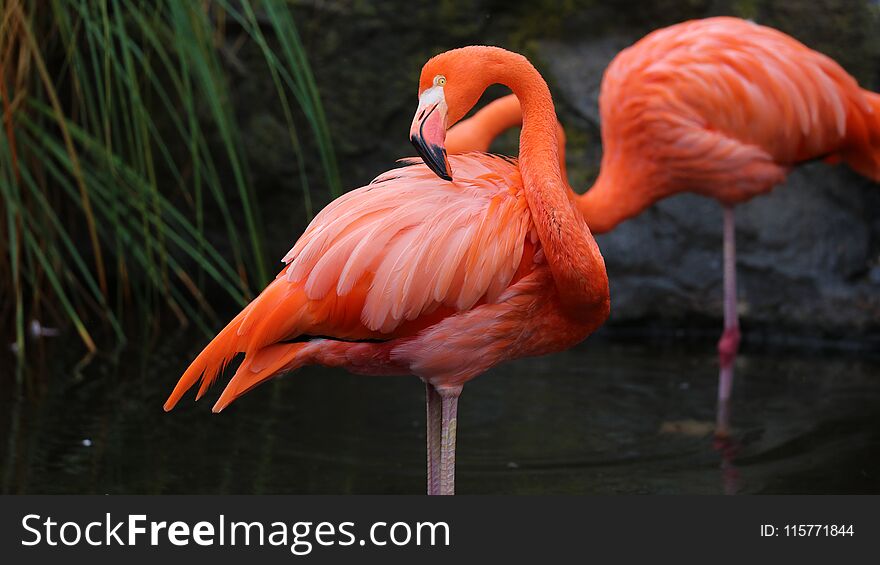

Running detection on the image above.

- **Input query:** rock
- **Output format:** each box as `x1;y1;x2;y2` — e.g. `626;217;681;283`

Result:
538;35;634;127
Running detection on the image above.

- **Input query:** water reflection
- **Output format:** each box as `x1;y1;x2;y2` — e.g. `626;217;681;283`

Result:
1;331;878;494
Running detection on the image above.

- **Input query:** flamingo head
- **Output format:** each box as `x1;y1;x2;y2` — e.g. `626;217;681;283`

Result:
410;76;452;181
411;47;495;181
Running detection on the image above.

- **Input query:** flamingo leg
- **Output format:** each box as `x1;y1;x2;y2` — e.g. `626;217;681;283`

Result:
716;205;741;438
425;382;442;495
439;387;461;495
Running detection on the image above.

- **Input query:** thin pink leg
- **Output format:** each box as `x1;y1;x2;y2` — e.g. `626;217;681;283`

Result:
715;435;741;495
439;387;462;496
716;205;741;438
425;382;442;495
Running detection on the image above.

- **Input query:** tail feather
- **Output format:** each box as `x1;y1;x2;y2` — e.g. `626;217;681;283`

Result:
211;342;312;413
842;89;880;181
163;304;254;411
164;272;316;412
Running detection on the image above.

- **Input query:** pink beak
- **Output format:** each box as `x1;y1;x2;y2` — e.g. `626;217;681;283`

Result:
410;86;453;181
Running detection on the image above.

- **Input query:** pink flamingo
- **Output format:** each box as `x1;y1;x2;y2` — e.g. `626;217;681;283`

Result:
164;46;610;495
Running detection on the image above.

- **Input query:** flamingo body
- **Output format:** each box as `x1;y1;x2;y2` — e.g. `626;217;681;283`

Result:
165;152;605;412
584;16;880;231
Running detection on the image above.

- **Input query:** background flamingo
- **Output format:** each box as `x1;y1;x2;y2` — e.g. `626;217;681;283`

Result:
164;46;610;495
446;17;880;435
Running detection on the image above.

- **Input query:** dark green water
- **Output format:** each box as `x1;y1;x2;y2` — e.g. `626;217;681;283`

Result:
2;332;879;494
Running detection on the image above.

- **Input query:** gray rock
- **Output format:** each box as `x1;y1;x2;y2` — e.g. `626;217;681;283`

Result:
539;35;634;127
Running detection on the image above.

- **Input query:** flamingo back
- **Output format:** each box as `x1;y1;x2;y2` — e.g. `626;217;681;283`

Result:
599;16;880;203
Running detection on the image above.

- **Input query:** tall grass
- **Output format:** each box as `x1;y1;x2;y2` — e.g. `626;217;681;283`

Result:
0;0;340;355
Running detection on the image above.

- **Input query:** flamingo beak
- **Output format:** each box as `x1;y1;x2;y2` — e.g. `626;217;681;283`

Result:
410;86;453;181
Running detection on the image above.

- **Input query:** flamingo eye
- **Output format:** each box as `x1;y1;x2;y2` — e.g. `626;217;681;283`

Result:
434;75;447;87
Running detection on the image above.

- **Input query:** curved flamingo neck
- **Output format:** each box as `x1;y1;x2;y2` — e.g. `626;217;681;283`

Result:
576;167;630;234
575;153;661;234
449;92;640;233
448;93;570;181
478;51;608;314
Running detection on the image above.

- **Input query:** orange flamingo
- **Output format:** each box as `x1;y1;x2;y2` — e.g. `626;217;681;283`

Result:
447;17;880;435
164;46;610;495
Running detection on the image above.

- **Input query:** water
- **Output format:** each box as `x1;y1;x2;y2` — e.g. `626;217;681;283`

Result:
2;332;879;494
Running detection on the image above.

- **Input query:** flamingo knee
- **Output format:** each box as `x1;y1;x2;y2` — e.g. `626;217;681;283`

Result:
717;326;741;368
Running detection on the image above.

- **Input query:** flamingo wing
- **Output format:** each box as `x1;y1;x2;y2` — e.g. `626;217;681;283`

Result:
164;153;534;409
282;152;531;333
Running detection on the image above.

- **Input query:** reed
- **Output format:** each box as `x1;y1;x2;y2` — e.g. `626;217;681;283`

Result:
0;0;339;354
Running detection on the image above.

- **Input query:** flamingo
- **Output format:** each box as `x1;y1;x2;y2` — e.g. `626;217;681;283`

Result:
163;46;610;495
446;17;880;435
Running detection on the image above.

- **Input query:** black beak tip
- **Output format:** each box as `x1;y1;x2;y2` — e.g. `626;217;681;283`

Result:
410;134;422;153
411;135;453;182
